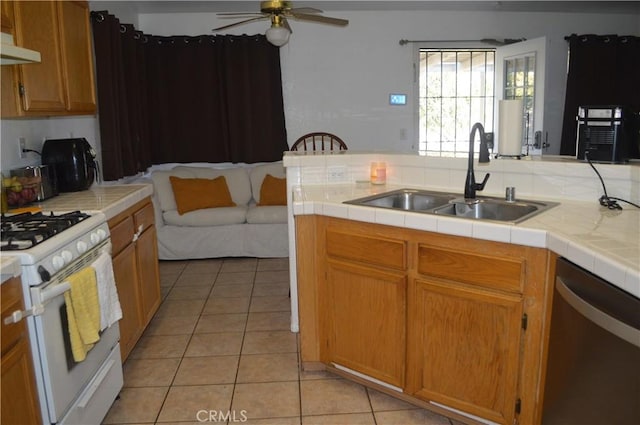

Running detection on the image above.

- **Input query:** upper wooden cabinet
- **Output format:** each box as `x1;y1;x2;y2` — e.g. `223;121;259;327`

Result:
1;0;96;117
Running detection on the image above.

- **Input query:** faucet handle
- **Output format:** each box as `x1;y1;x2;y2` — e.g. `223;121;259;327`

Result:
477;173;490;191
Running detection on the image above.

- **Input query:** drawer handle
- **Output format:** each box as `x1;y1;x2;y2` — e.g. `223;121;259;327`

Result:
77;359;116;408
132;224;143;242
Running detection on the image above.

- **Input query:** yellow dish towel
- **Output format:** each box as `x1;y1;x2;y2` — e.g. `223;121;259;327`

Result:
64;267;101;362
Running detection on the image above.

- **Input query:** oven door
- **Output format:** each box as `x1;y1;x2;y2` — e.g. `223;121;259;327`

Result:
27;242;123;423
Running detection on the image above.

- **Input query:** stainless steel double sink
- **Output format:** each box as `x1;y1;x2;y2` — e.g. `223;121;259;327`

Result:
344;188;558;224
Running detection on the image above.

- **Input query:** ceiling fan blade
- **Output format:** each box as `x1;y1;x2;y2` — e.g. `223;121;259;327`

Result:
289;7;323;14
216;12;266;17
212;16;268;32
290;13;349;26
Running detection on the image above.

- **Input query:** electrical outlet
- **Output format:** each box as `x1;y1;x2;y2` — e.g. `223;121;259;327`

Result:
19;137;26;159
327;166;347;182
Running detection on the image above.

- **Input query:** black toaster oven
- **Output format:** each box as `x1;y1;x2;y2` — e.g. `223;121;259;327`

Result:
575;105;640;163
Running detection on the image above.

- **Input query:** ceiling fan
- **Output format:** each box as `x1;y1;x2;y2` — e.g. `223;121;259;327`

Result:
212;1;349;47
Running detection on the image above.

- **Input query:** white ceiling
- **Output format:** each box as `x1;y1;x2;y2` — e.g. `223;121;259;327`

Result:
95;1;640;15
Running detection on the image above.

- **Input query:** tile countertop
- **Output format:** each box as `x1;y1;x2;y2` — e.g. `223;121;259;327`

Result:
29;184;153;221
290;183;640;299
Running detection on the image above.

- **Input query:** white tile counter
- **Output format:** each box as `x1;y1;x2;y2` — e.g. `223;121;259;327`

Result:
290;183;640;299
30;184;153;221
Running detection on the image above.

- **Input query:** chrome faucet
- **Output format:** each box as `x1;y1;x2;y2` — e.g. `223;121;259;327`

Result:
464;122;491;199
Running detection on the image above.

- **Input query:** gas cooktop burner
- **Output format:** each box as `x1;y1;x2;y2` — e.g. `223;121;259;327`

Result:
0;211;91;251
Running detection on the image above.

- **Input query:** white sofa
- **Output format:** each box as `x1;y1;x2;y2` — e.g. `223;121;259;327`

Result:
148;162;288;260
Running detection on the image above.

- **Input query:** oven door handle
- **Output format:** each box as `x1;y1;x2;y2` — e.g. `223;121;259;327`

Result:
33;281;72;305
556;277;640;347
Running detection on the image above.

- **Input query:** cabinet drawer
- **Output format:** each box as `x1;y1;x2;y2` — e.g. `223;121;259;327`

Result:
326;229;406;271
133;202;155;232
109;216;134;256
1;277;26;354
417;244;524;293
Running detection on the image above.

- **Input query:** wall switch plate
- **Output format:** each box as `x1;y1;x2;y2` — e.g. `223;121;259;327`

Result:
19;137;26;159
327;166;347;182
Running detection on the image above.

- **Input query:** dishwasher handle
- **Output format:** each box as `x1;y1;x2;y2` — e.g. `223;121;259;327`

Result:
556;276;640;348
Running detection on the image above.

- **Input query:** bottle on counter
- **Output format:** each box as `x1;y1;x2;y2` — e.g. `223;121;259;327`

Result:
1;173;8;213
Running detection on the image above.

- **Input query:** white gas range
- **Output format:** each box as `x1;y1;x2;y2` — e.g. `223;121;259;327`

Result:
1;210;123;424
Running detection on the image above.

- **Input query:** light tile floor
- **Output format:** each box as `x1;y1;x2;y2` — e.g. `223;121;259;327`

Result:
103;258;461;425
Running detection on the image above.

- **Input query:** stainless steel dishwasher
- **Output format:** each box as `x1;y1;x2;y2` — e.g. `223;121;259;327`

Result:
542;257;640;424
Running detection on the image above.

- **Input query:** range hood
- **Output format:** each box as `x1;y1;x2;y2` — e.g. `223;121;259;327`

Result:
1;32;40;65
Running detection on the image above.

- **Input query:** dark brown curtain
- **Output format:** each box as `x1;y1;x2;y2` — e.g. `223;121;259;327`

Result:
560;34;640;155
90;11;288;181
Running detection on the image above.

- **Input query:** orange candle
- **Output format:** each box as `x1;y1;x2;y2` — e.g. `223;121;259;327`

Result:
370;162;386;185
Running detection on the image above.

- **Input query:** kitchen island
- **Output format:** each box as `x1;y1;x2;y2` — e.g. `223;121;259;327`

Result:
283;152;639;425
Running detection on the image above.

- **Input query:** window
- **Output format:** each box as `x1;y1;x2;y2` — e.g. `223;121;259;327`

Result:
418;49;495;157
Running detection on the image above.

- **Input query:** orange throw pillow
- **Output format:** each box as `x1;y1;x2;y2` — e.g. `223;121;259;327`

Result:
258;174;287;206
169;175;236;215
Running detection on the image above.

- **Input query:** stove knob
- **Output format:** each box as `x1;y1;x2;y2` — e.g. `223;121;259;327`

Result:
61;250;73;263
90;232;100;244
77;240;88;254
97;228;107;241
52;255;65;271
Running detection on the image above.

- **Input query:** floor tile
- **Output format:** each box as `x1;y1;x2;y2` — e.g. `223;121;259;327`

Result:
174;273;216;287
160;273;180;287
246;311;291;331
173;355;239;385
374;408;452;425
302;412;376;425
155;299;206;317
257;257;290;271
242;417;301;425
215;271;256;285
300;378;371;416
157;384;233;423
252;282;291;297
203;296;250;314
129;334;191;359
210;283;254;298
159;261;188;274
144;314;199;336
236;352;299;383
299;369;342;381
232;381;300;419
102;386;168;424
255;270;290;284
220;258;258;273
249;295;292;313
242;330;297;354
166;285;213;300
367;388;419;411
195;313;248;333
123;358;181;387
184;332;244;356
182;259;223;274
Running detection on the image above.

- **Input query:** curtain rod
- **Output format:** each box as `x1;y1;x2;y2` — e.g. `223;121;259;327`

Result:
399;38;525;46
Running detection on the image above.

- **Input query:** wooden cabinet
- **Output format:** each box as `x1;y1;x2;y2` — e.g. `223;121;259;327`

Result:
108;198;161;361
1;0;96;117
297;216;552;425
1;276;42;425
324;224;407;388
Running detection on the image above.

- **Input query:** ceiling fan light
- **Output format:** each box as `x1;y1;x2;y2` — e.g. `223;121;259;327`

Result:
265;25;290;46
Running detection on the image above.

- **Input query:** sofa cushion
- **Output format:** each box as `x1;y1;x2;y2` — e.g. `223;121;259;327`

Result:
169;176;236;214
172;166;252;206
246;206;288;224
258;174;287;206
151;169;195;212
249;162;286;204
163;206;248;226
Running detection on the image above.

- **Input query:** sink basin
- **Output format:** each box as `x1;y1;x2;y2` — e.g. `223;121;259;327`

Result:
344;189;457;211
432;198;555;223
345;189;557;223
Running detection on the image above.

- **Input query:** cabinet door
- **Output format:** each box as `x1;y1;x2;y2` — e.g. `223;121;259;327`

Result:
325;260;406;388
57;0;95;113
136;226;161;326
1;277;42;425
13;1;66;112
112;243;143;361
406;278;523;425
1;338;42;425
